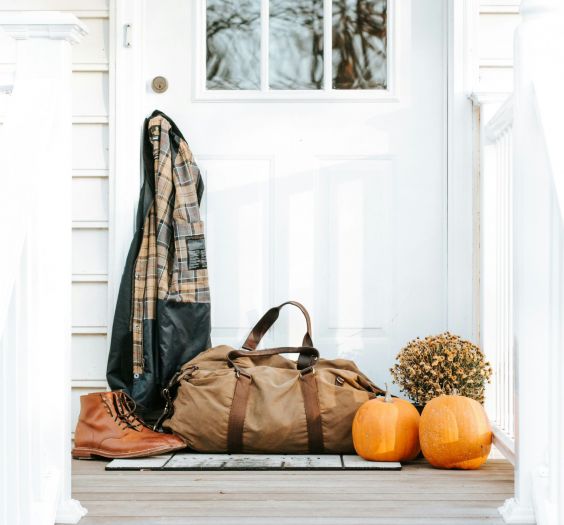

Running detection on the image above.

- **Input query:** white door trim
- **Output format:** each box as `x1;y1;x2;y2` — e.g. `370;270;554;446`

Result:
108;0;478;347
107;0;146;347
446;0;478;341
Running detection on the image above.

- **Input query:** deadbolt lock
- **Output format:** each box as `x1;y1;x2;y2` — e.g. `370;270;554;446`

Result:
152;76;168;94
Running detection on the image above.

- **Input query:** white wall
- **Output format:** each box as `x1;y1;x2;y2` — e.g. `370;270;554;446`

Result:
0;0;110;433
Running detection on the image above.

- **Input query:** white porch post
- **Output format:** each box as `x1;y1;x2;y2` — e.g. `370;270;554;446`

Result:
499;0;564;523
0;12;88;525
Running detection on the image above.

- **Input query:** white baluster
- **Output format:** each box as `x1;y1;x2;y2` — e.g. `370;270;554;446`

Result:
481;94;515;462
505;128;515;439
496;136;502;429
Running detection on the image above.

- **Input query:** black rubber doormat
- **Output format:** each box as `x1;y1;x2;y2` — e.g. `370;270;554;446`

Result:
105;453;402;471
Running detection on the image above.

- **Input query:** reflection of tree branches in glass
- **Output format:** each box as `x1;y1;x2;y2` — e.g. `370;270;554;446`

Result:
332;0;387;89
206;0;261;89
270;0;324;90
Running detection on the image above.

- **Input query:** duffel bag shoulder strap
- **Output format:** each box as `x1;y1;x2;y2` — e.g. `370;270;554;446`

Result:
226;347;324;454
299;369;324;454
242;301;315;369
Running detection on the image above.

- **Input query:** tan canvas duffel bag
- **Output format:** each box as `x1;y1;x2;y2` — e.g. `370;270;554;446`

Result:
160;301;384;454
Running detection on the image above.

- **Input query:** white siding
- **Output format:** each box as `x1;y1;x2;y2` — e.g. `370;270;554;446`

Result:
0;1;110;433
70;6;111;429
477;1;521;93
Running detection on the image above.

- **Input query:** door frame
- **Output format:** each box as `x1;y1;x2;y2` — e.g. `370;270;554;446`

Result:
445;0;479;341
107;0;478;350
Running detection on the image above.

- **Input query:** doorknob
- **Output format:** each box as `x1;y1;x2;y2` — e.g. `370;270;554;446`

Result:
152;76;168;94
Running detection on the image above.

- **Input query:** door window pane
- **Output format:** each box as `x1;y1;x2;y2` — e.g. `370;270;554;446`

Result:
204;0;389;92
332;0;387;89
269;0;324;89
206;0;261;89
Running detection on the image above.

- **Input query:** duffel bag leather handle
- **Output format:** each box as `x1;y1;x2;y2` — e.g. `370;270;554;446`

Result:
242;301;314;351
228;346;320;372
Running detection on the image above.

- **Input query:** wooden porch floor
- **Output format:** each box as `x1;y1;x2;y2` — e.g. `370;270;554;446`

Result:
70;457;514;525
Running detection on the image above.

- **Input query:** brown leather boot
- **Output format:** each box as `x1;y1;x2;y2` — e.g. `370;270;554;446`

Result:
72;391;186;459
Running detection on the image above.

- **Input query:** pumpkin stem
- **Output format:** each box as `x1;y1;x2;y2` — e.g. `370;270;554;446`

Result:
384;383;392;403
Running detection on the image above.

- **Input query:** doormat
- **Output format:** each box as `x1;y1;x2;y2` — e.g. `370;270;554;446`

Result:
105;453;402;471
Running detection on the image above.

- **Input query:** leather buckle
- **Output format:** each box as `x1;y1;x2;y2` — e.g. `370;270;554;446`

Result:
300;366;316;377
234;367;251;380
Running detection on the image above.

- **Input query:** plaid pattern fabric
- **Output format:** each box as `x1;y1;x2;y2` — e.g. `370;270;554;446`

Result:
131;116;210;374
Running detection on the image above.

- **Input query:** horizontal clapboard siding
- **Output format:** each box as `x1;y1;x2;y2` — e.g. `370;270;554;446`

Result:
71;5;111;430
478;1;521;93
0;0;111;432
70;7;111;430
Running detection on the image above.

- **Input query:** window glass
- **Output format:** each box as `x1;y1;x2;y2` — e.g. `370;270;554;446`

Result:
332;0;387;89
204;0;388;92
269;0;324;90
206;0;261;89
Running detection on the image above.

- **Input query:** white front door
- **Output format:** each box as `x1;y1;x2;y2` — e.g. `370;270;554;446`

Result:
139;0;447;386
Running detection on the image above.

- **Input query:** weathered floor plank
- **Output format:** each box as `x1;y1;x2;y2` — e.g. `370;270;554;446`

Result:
68;458;513;524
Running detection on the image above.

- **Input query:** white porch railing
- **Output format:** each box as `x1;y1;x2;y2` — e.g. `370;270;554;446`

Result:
481;96;516;465
479;1;564;524
0;12;87;525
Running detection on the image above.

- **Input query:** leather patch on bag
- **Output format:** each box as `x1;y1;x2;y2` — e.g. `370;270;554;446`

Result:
187;236;207;270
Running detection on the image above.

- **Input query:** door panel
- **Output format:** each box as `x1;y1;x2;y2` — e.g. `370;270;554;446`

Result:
202;157;273;344
141;0;446;386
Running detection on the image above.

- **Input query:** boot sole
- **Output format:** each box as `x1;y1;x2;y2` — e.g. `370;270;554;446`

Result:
71;444;186;460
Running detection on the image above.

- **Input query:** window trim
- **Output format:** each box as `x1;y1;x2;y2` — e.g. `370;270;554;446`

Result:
193;0;399;102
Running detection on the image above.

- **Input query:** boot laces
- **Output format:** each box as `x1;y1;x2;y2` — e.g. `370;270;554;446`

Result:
103;392;149;432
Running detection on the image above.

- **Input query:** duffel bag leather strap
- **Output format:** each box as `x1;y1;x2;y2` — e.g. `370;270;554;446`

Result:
299;369;325;453
227;372;252;453
242;301;315;369
242;301;313;350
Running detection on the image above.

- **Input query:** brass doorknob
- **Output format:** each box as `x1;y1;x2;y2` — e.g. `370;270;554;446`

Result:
152;76;168;93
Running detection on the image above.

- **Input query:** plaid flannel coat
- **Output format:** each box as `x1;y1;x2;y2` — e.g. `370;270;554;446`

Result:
107;110;211;421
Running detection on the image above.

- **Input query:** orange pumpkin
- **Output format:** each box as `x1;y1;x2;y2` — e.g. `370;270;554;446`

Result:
352;388;420;462
419;394;492;469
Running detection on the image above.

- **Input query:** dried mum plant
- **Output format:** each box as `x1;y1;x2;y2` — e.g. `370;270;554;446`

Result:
390;332;493;405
